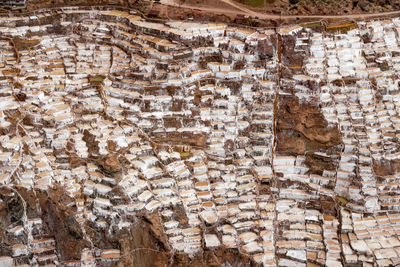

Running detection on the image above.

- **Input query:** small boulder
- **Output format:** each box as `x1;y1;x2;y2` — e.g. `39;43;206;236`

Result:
359;0;369;10
102;154;122;173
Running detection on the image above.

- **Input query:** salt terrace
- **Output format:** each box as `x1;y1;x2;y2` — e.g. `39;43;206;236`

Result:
0;6;400;267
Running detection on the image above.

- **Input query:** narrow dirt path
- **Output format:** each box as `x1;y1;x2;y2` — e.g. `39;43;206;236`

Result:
161;0;400;21
218;0;258;17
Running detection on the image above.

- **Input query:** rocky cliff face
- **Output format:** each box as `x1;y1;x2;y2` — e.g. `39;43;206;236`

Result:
277;96;342;155
0;186;259;267
277;96;342;174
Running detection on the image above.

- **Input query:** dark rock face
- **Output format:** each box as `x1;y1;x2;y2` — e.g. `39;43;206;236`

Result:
4;187;257;267
276;95;342;177
19;187;89;261
118;214;170;267
276;96;341;155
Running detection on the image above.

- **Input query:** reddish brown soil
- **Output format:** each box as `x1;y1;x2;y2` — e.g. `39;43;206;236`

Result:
276;96;341;155
373;159;400;177
276;96;342;174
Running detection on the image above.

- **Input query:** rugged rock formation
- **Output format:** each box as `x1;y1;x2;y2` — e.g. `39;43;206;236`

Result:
277;96;341;155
